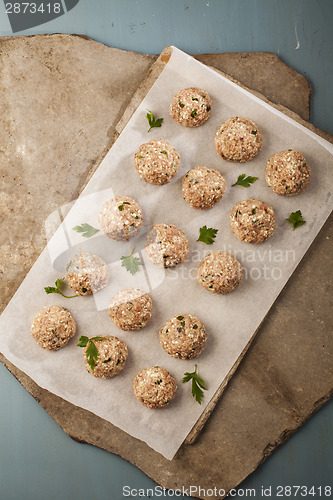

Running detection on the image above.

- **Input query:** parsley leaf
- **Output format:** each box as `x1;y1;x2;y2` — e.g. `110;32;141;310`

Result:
77;335;105;370
286;210;306;230
182;364;206;405
86;341;99;370
121;247;143;275
77;336;89;347
146;110;163;132
197;225;218;245
44;278;78;298
232;174;258;187
72;223;99;238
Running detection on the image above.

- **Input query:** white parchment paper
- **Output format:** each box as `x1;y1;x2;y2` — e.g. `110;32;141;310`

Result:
1;47;332;460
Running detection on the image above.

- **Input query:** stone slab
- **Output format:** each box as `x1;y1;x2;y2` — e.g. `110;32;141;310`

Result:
195;52;312;122
0;35;332;499
0;34;155;309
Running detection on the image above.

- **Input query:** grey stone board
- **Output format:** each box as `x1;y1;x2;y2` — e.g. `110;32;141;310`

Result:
0;35;331;499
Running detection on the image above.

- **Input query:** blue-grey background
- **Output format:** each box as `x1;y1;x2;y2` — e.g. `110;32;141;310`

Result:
0;1;332;499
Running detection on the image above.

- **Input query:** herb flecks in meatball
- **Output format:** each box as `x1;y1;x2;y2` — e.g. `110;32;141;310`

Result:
108;289;152;331
159;314;207;360
145;224;189;268
215;117;263;162
66;252;109;295
230;199;276;244
30;306;76;350
133;366;177;409
82;335;128;379
170;87;212;127
265;149;311;196
182;166;226;209
99;196;143;241
134;140;180;185
197;251;243;294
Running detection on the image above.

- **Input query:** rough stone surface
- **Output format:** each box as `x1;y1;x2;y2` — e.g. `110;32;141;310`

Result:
0;34;154;308
0;35;332;499
195;52;312;121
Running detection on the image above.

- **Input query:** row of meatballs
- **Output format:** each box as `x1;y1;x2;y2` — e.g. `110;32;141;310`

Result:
134;139;311;198
31;302;207;361
66;239;244;297
136;86;311;197
30;302;207;409
99;195;276;254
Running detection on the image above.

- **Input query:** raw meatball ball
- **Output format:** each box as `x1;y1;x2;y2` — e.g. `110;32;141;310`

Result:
30;306;76;350
134;139;180;185
182;166;226;209
98;196;143;241
215;117;263;162
82;335;128;379
145;224;189;268
170;87;212;127
66;252;109;296
159;314;207;360
265;149;311;195
197;251;243;294
230;199;276;244
133;366;177;409
108;288;152;331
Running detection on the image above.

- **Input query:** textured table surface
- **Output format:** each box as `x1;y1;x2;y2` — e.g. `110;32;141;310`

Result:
0;2;332;500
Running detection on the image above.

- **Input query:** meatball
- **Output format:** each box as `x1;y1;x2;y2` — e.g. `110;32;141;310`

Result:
108;288;152;331
169;87;212;127
133;366;177;409
159;313;207;360
230;199;276;244
134;139;180;185
182;166;226;209
265;149;311;195
82;335;128;379
215;117;263;162
30;306;76;350
145;223;189;268
197;251;243;294
98;196;143;241
66;252;109;296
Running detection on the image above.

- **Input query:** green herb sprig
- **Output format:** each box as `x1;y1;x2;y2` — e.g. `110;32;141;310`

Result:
77;336;105;370
44;278;78;298
197;225;218;245
121;247;143;275
72;223;99;238
146;110;163;132
232;174;258;188
286;210;306;230
182;365;207;405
